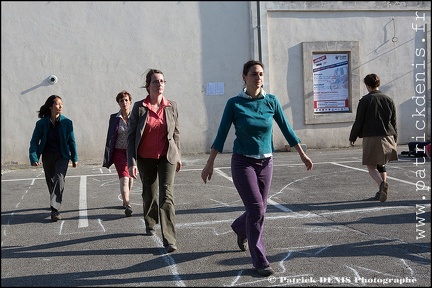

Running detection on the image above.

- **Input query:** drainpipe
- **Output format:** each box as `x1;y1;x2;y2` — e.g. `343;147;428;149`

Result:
257;1;262;62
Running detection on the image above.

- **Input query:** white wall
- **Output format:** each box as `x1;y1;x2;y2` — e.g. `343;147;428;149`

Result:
1;1;251;165
1;1;431;165
256;1;431;149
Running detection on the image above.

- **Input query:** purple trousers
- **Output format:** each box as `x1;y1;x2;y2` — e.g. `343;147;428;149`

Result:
230;153;273;269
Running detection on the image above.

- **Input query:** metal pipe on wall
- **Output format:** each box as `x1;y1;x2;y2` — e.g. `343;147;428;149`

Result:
257;1;262;63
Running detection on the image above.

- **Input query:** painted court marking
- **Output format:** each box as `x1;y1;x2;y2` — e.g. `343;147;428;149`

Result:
78;176;89;228
331;162;431;191
3;159;428;233
2;158;429;286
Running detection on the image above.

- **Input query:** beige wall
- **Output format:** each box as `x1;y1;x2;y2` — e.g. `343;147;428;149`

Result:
255;1;431;149
1;1;431;165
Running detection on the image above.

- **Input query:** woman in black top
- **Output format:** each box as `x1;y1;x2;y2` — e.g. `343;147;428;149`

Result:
349;73;398;202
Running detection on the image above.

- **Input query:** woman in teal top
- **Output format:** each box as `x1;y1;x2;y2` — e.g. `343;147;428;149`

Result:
201;60;313;277
29;95;78;222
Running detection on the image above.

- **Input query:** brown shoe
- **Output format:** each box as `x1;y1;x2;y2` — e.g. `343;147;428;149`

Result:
232;228;247;251
257;266;275;277
379;182;388;202
125;206;133;217
166;244;177;253
51;211;62;222
237;234;247;251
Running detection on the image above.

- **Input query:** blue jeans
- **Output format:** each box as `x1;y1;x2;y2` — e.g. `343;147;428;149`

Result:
137;156;177;246
230;153;273;269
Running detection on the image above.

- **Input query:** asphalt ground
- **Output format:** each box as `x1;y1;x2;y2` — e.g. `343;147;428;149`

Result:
1;146;431;287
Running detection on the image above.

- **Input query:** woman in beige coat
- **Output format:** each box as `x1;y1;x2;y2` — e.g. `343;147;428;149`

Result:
127;69;181;253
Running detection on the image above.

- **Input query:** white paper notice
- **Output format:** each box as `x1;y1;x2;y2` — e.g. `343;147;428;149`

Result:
206;82;224;95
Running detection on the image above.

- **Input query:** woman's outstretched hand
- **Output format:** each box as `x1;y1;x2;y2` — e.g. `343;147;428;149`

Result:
201;163;213;184
300;153;313;170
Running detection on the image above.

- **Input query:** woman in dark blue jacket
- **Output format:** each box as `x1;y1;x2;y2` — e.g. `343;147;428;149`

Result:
103;90;134;217
29;95;78;222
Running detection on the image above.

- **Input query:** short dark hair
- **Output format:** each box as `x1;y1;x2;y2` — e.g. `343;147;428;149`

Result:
243;60;264;76
364;73;380;88
116;90;132;103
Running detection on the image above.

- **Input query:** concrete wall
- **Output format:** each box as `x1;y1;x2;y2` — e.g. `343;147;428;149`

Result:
1;1;431;165
1;1;250;165
255;1;431;150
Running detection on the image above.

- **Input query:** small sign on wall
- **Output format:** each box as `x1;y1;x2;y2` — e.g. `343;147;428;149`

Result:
206;82;224;96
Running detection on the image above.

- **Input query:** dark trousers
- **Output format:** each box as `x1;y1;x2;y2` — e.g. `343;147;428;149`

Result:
42;152;69;211
137;156;177;246
230;153;273;269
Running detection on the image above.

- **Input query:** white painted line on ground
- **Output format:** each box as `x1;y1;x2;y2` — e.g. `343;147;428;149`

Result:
175;204;429;229
58;220;65;235
317;205;431;216
330;162;430;191
0;160;368;182
214;168;233;182
78;176;89;228
140;219;185;287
